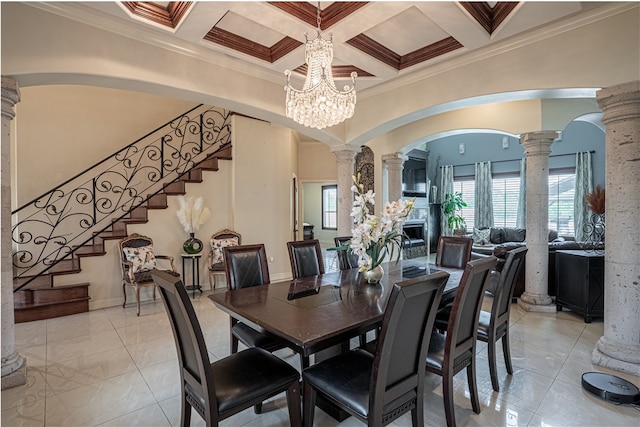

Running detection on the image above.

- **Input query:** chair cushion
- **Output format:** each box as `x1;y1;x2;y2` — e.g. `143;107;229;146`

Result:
211;347;300;413
122;245;156;273
210;236;240;267
302;350;374;418
231;322;285;353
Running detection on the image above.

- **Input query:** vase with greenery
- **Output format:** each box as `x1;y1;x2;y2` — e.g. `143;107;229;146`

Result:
442;192;467;234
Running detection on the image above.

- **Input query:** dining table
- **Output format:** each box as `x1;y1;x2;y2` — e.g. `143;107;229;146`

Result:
208;258;464;360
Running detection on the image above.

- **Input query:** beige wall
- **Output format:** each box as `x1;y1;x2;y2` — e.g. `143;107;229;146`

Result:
13;86;196;206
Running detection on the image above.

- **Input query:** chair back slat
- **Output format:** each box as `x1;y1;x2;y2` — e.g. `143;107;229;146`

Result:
447;256;496;357
151;269;217;416
371;271;448;415
494;247;528;325
287;239;325;279
436;236;473;269
334;236;359;270
223;244;270;290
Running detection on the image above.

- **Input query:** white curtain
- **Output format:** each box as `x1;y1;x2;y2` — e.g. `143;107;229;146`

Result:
574;151;593;241
516;158;526;229
474;161;493;229
439;165;454;236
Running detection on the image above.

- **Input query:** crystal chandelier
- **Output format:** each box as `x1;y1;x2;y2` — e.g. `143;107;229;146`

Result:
284;3;357;130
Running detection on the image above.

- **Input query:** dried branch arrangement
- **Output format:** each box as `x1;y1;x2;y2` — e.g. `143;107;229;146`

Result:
585;185;606;214
176;196;211;234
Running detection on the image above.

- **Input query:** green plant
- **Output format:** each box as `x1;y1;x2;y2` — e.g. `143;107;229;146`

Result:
442;192;467;231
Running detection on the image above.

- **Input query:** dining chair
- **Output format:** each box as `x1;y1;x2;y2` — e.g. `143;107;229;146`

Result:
302;271;450;427
287;239;325;279
435;236;473;269
150;269;301;427
426;256;497;427
334;236;359;270
477;246;527;391
118;233;176;316
207;228;241;290
224;244;310;370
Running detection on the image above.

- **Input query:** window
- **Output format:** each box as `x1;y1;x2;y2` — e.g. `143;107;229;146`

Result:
548;171;575;235
492;175;521;227
452;178;475;230
322;185;337;229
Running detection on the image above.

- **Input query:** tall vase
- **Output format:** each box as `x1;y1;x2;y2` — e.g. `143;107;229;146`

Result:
183;232;203;254
362;265;384;284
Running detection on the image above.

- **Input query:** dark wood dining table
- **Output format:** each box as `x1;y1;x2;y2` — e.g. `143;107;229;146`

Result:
208;258;463;359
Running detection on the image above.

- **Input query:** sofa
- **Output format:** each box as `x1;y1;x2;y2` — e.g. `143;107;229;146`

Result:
470;227;604;298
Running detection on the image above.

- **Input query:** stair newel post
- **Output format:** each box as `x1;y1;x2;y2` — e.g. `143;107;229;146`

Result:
160;136;166;179
199;112;204;153
92;176;98;226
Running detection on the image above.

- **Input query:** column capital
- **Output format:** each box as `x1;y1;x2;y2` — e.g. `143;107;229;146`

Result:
597;80;640;124
330;144;360;161
381;153;408;168
1;77;20;121
519;131;557;157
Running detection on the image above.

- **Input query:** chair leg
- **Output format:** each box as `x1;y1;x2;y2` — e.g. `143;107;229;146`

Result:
412;394;424;427
254;403;263;414
502;330;514;375
466;362;481;414
442;370;456;427
136;287;141;317
300;355;310;370
303;381;316;427
209;271;214;291
152;284;156;301
181;393;192;427
285;381;302;427
122;283;127;308
488;335;500;392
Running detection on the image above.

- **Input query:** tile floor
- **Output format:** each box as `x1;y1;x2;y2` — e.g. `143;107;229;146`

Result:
3;258;640;426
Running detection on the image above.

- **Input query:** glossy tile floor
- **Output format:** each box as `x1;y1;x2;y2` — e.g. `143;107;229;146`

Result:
3;257;640;426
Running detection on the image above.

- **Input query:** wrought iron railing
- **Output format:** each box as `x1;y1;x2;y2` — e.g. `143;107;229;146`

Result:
12;104;232;289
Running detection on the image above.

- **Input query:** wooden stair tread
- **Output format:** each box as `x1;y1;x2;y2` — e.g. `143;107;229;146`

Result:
14;295;90;310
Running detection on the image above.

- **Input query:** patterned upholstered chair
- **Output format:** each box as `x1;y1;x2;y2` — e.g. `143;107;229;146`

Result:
207;229;241;290
119;233;176;316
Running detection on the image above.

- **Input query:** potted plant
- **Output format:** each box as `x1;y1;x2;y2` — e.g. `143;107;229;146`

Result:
442;192;467;235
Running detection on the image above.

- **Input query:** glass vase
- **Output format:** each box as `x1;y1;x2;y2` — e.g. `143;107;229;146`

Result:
362;265;384;284
183;233;203;254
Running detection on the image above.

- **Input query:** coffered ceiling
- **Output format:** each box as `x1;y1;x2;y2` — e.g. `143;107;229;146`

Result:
70;1;603;92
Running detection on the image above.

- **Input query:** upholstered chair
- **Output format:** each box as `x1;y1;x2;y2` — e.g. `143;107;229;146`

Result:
119;233;176;316
207;229;241;290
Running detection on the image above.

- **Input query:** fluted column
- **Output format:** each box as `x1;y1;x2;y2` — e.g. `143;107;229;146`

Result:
518;131;558;313
331;145;360;236
1;77;26;389
382;153;407;202
592;80;640;376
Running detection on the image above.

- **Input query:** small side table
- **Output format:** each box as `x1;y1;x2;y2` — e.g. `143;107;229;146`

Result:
181;253;203;297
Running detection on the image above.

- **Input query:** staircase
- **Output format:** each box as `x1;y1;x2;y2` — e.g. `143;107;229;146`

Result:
12;105;232;323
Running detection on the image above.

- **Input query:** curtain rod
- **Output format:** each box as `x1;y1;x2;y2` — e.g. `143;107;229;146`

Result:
445;150;596;169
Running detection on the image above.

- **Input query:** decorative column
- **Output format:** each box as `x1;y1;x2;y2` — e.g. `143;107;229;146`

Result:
382;153;407;202
1;77;26;389
331;145;360;236
518;131;558;313
592;81;640;376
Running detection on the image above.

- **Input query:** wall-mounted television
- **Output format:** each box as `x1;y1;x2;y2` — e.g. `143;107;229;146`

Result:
402;157;427;198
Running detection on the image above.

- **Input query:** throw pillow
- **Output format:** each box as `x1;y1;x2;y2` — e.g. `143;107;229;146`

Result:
472;228;491;245
122;245;157;273
210;236;239;266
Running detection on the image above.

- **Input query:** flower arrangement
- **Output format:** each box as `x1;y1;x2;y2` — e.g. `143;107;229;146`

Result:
349;174;415;272
176;196;211;234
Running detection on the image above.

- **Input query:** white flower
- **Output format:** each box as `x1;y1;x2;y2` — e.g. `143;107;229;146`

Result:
348;175;415;271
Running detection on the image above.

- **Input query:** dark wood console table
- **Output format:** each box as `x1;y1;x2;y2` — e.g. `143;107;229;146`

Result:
555;250;604;323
